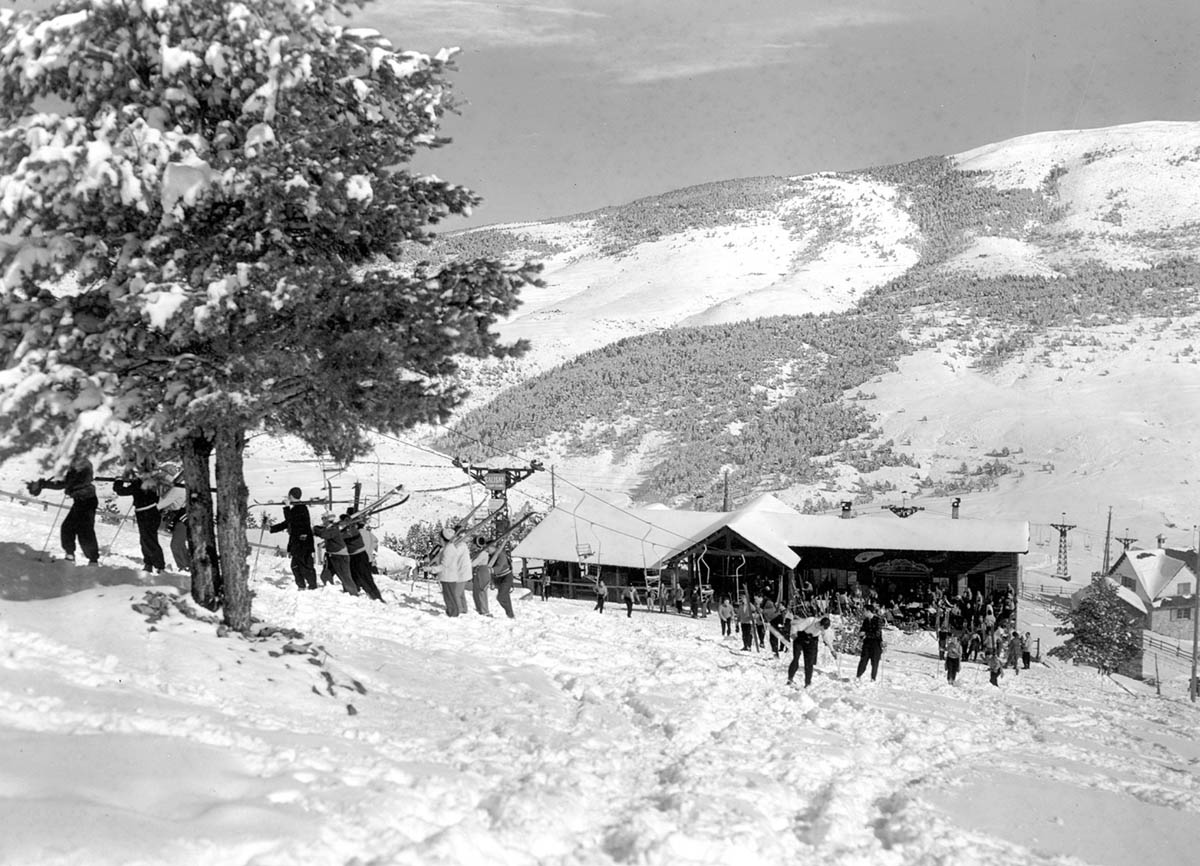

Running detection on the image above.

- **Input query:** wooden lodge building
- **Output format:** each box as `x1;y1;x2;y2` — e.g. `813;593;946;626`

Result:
513;493;1029;604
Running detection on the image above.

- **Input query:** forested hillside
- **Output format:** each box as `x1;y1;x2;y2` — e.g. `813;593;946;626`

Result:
433;140;1200;508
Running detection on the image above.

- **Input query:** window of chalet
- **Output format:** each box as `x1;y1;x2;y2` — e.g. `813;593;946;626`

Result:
1178;582;1192;596
1171;608;1192;620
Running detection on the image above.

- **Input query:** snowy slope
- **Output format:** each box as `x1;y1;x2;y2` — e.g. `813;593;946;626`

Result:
1;498;1198;865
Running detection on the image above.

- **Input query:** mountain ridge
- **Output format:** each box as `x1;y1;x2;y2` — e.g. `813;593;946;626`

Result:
423;120;1200;563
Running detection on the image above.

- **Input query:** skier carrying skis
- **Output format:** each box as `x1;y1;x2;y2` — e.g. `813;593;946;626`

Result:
113;471;167;574
470;536;493;616
268;488;317;590
343;510;384;601
788;615;837;687
490;539;516;618
428;526;471;617
313;511;357;595
28;454;100;565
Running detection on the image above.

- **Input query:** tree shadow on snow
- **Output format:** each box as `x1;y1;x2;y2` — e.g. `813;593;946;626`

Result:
0;541;190;602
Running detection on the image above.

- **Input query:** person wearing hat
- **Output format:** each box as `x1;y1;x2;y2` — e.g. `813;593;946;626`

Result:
429;525;471;617
268;487;317;590
788;614;837;687
313;510;357;594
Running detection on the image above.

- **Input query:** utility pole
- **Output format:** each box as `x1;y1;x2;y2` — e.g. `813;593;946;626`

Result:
1185;522;1195;700
1050;513;1076;580
722;470;730;512
551;465;556;508
1116;529;1137;551
1191;524;1198;703
1101;506;1113;574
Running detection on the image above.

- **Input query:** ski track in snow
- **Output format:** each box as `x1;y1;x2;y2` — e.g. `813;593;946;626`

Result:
1;496;1199;865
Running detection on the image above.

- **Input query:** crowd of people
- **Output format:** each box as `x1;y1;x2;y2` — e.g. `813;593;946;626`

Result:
423;524;516;619
700;585;1034;691
27;457;182;574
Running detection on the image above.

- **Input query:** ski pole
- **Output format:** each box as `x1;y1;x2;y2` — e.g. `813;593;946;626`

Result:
39;495;68;560
103;501;136;556
250;514;269;577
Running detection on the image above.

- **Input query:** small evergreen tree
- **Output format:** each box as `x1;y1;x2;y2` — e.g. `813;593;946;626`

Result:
1048;576;1143;676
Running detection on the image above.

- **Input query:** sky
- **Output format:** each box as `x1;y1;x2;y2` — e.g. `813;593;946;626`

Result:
350;0;1200;228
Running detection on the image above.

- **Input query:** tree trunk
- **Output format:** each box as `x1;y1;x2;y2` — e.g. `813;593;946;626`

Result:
214;424;251;631
181;432;222;611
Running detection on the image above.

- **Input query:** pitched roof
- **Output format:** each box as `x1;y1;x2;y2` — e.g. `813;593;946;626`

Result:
1071;576;1148;615
513;492;1029;569
1112;548;1198;605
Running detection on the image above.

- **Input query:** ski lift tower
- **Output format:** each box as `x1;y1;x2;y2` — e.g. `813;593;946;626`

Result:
453;457;544;541
1050;513;1077;580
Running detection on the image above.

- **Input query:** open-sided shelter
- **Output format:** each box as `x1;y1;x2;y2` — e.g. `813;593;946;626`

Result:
513;492;1029;603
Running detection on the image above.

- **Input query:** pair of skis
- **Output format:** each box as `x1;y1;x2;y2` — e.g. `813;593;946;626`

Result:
253;485;409;528
334;484;409;528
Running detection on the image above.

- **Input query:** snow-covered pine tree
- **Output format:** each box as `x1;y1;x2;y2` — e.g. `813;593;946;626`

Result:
1047;575;1143;676
0;0;538;629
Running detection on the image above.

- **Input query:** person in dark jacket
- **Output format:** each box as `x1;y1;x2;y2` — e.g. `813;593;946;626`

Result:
343;511;383;601
269;488;317;590
113;473;167;573
856;604;884;681
490;540;516;619
29;455;100;564
313;511;357;594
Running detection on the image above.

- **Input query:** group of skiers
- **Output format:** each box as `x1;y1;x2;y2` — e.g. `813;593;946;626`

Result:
265;487;385;601
27;456;188;574
424;525;516;619
942;626;1032;685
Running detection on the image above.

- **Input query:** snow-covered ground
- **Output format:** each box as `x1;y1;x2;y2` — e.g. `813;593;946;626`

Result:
2;497;1199;865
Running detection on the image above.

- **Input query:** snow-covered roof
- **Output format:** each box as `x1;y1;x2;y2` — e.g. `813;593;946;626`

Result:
513;493;1029;569
1071;577;1148;615
1111;548;1198;605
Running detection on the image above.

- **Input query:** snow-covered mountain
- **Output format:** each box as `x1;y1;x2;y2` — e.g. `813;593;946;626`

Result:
422;121;1200;568
456;120;1200;379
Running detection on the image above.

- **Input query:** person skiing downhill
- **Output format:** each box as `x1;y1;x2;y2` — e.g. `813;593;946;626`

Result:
788;615;837;687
